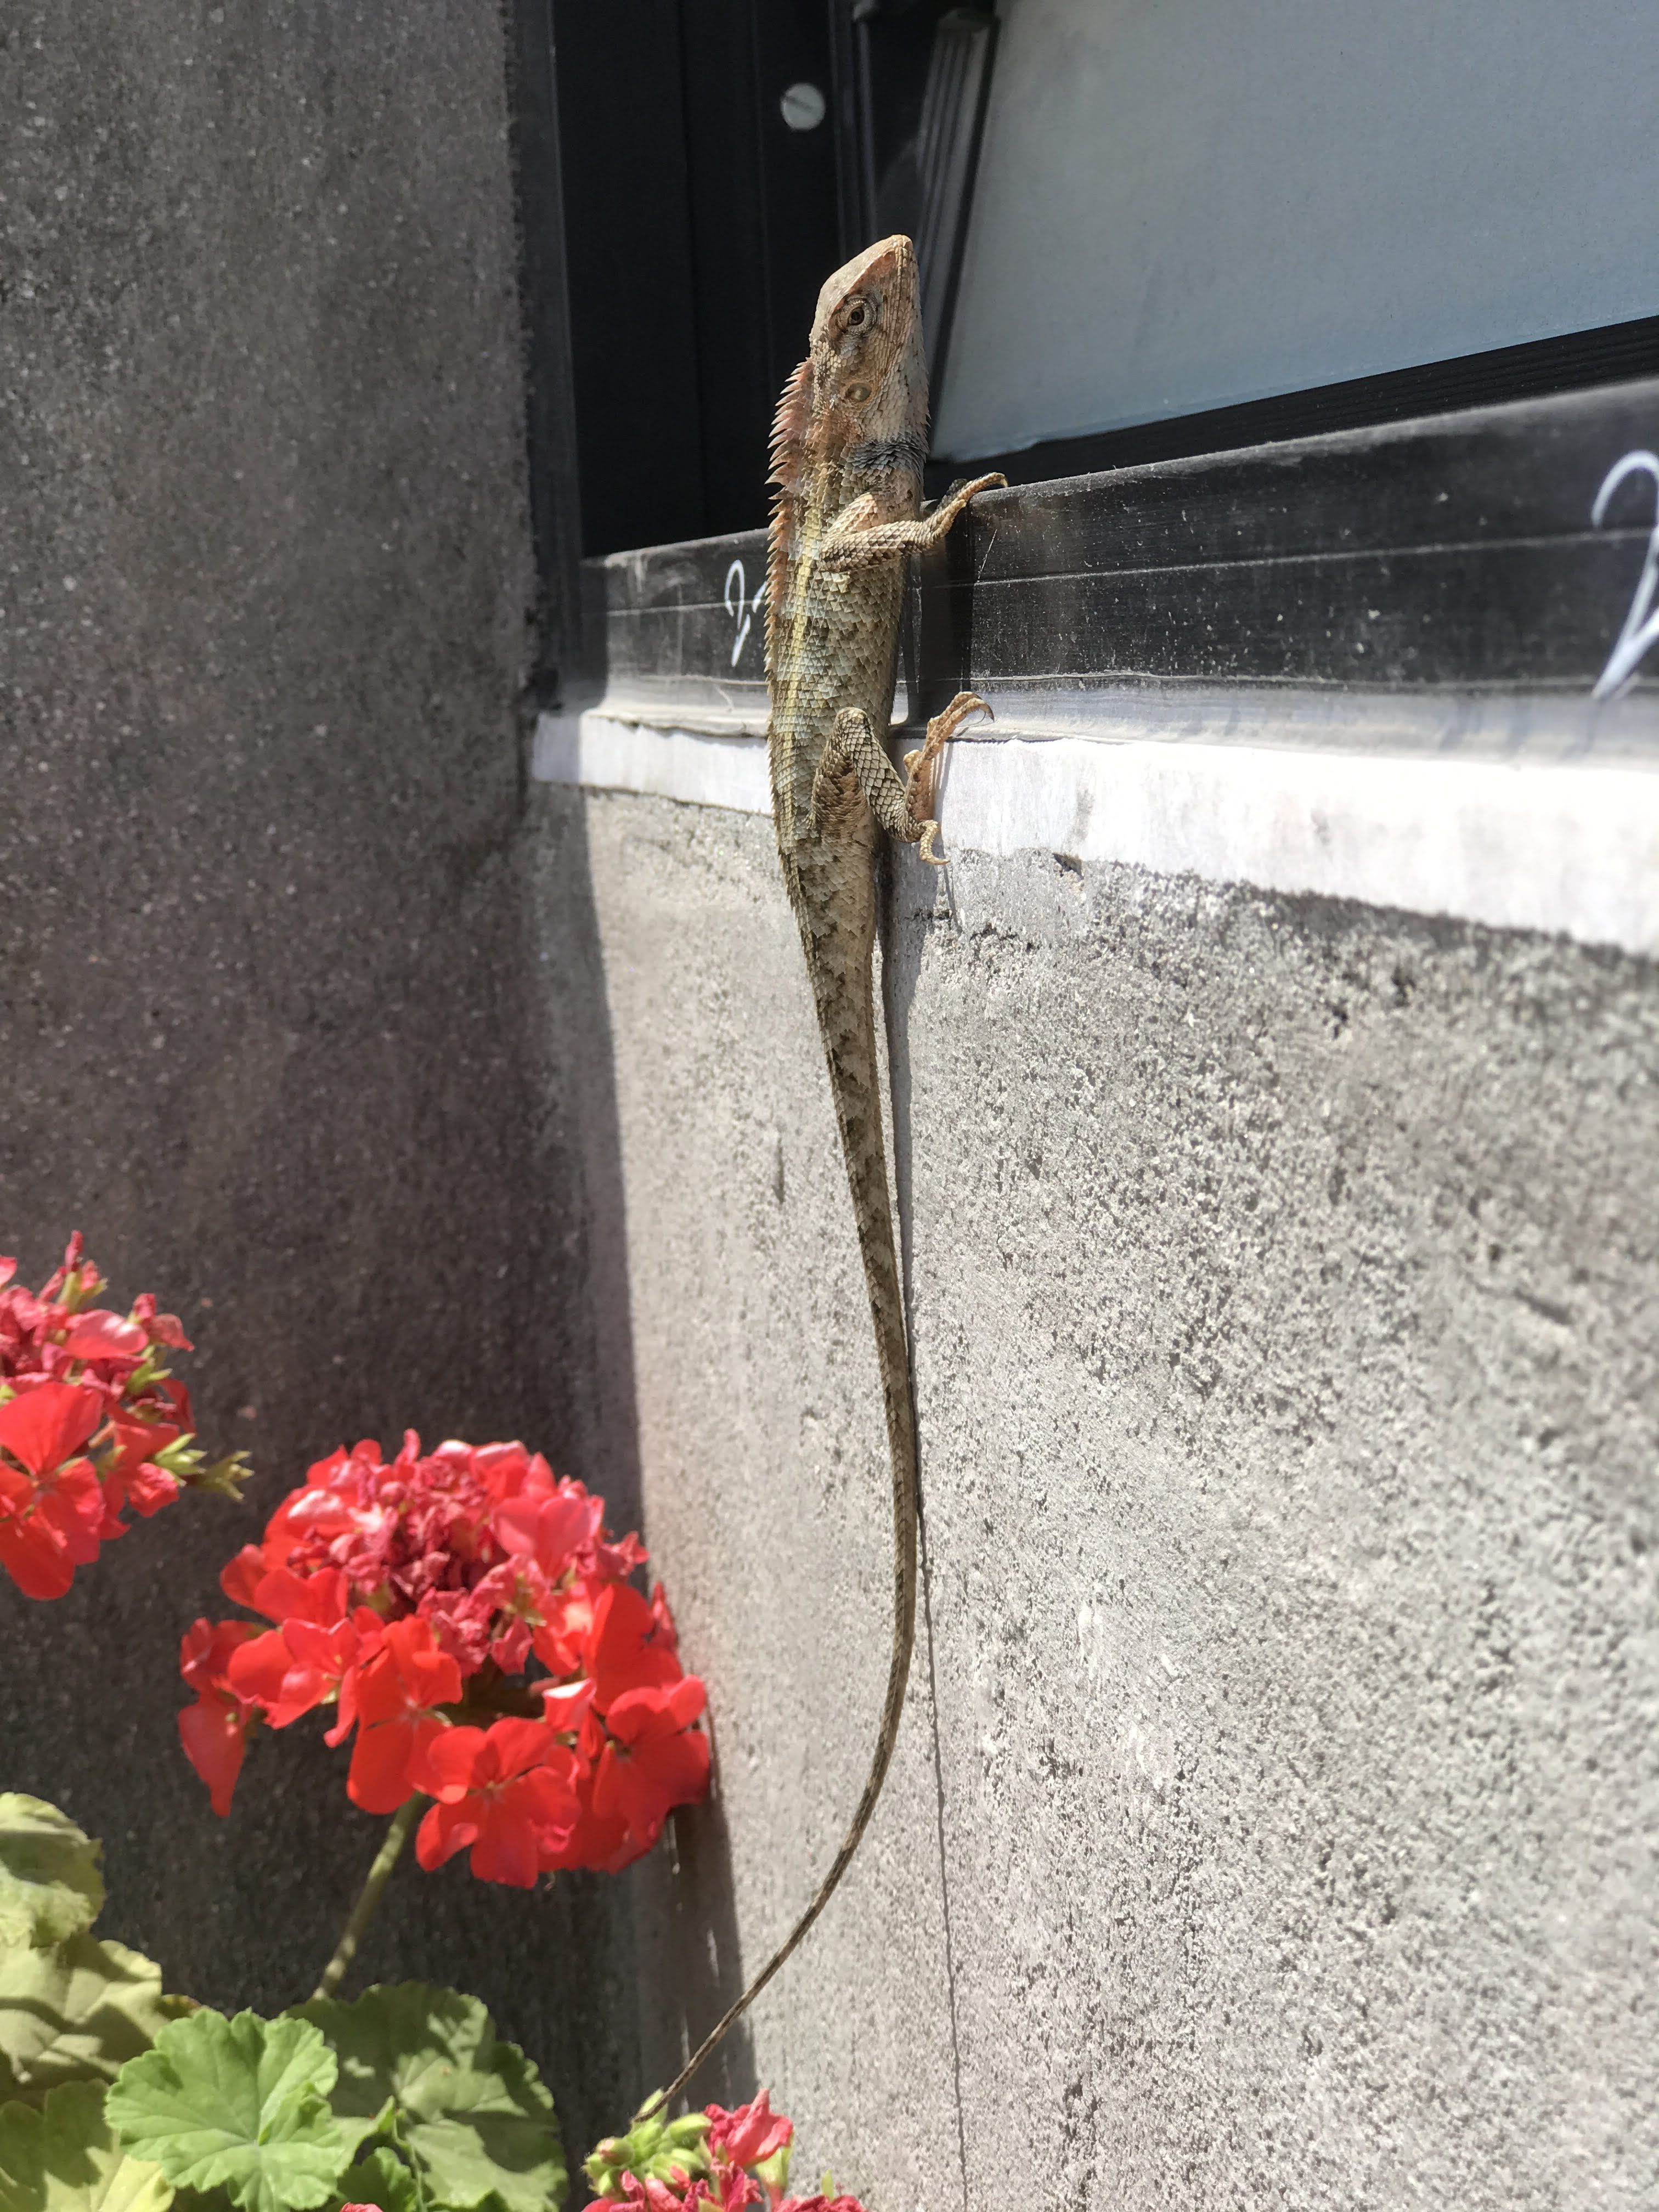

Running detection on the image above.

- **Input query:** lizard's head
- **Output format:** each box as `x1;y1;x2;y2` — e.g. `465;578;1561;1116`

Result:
808;233;924;449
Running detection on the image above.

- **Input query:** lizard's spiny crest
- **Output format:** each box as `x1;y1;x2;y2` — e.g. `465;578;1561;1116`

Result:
765;356;815;675
768;355;815;495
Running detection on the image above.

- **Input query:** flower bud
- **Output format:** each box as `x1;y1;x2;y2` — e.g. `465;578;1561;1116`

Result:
584;2110;712;2198
753;2143;792;2204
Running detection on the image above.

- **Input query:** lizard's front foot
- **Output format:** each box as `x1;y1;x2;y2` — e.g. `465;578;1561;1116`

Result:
938;470;1009;522
904;691;995;862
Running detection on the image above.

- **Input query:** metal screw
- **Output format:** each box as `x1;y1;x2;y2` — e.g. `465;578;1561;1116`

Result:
779;81;826;132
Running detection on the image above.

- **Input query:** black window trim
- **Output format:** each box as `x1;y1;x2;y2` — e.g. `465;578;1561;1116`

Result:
929;315;1659;496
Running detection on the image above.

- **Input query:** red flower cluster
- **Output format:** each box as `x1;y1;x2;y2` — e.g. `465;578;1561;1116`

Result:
584;2091;870;2212
179;1430;710;1883
0;1236;244;1600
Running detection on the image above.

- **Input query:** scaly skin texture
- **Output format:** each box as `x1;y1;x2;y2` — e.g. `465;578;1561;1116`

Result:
657;235;1004;2111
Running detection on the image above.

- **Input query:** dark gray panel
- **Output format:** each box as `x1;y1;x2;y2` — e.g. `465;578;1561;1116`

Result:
583;379;1659;722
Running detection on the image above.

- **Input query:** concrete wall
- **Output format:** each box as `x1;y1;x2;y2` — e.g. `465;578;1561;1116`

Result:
548;783;1659;2212
0;0;648;2140
7;4;1658;2206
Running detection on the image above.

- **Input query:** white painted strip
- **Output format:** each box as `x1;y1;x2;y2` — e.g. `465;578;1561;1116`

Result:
535;710;772;814
533;698;1659;953
963;678;1659;763
941;736;1659;953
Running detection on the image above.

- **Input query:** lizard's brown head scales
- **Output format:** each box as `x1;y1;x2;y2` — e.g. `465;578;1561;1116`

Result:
806;233;924;454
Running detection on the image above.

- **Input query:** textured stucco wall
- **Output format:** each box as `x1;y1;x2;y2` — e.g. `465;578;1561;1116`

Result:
6;5;1658;2202
0;0;646;2132
540;782;1659;2212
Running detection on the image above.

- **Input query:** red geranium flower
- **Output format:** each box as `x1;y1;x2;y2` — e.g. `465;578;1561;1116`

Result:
184;1421;709;1877
590;2171;762;2212
228;1596;378;1735
218;1542;275;1610
706;2095;792;2174
0;1380;106;1599
538;1676;596;1733
178;1617;264;1815
58;1309;149;1364
98;1409;185;1536
415;1717;582;1887
589;1581;684;1708
346;1615;463;1813
594;1677;708;1829
0;1237;241;1598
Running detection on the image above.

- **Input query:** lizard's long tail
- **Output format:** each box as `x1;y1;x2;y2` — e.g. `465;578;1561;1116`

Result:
654;882;918;2113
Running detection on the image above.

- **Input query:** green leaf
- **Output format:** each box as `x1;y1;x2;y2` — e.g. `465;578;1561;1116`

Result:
0;1935;177;2104
105;2008;346;2212
330;2143;418;2212
292;1984;567;2212
0;2078;173;2211
0;1797;105;1950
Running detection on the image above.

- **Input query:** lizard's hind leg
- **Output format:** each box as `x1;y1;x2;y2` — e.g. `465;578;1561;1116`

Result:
811;707;915;842
814;693;994;863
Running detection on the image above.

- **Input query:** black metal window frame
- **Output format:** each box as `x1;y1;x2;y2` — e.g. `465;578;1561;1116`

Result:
583;377;1659;730
508;1;994;566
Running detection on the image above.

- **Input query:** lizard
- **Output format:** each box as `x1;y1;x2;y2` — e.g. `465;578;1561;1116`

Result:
654;233;1005;2113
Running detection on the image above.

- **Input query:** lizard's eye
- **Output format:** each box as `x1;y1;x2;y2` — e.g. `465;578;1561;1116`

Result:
844;297;872;330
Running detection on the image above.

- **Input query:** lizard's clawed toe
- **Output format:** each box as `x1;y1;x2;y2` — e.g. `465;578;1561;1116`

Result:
927;691;994;748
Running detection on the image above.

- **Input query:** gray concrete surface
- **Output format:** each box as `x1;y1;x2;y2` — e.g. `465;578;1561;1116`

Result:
6;3;1658;2202
0;0;644;2147
552;783;1659;2211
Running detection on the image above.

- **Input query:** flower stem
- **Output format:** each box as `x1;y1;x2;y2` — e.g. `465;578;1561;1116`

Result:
311;1796;422;2001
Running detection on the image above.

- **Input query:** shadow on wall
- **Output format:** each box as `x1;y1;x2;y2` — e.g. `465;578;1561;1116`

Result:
521;806;759;2143
0;0;759;2156
0;0;744;2166
0;702;754;2164
634;1750;760;2118
0;752;642;2110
